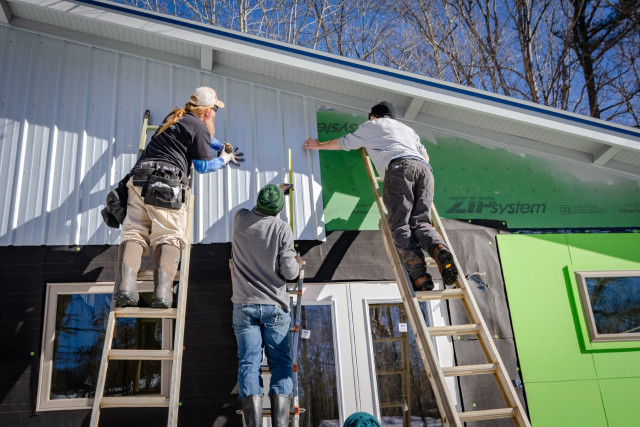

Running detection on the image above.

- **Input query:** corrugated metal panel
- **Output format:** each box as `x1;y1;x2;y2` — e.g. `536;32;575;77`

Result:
0;26;324;246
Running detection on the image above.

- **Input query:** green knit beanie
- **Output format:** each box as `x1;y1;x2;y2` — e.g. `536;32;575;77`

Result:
257;184;284;215
343;412;381;427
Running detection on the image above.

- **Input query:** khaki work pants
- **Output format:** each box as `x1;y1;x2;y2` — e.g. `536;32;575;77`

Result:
120;177;187;251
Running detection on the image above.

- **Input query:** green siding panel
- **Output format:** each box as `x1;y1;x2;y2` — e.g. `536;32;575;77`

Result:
526;381;607;427
498;233;640;427
498;235;597;383
599;377;640;427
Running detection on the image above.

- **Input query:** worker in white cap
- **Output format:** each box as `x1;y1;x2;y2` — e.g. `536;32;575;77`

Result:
114;87;244;309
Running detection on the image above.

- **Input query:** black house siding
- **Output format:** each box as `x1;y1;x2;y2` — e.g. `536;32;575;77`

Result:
0;231;394;427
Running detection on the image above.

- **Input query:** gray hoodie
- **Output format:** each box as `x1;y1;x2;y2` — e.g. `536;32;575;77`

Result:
231;207;300;311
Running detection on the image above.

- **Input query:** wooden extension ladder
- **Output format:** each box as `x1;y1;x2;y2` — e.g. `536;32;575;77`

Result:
360;148;531;427
90;111;193;427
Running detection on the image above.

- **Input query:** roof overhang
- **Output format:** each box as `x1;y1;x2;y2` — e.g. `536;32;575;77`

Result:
3;0;640;178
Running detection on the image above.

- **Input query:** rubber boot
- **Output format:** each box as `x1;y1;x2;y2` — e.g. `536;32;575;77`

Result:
270;394;290;427
241;395;263;427
151;244;180;308
113;241;143;307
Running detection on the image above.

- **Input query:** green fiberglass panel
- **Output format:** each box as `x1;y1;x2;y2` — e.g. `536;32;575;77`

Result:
526;381;607;427
316;111;640;231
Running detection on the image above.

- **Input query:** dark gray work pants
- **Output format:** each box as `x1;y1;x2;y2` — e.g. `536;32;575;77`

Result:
382;158;445;282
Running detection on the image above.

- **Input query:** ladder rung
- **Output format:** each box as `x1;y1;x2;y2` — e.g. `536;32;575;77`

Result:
137;270;180;281
372;337;405;343
428;324;479;337
115;307;178;319
100;396;170;408
458;407;517;422
380;402;405;409
236;408;307;416
376;370;405;376
416;289;464;301
109;349;174;361
442;363;497;377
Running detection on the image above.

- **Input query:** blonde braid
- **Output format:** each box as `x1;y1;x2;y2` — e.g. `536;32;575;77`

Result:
156;104;211;135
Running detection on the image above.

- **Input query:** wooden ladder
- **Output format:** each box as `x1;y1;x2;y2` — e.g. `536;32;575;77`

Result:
360;149;530;427
90;111;193;427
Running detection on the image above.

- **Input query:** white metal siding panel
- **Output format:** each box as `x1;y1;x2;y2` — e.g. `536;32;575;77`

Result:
0;26;324;246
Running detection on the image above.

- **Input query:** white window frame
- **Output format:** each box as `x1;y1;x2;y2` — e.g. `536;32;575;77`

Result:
575;270;640;343
36;282;172;411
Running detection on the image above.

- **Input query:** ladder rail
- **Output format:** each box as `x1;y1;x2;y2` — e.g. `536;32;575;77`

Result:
360;149;460;427
167;191;194;426
89;299;117;427
360;148;531;427
431;206;530;426
289;265;305;426
91;111;194;427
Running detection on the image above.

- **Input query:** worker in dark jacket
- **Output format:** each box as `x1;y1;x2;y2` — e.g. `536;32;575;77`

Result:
231;184;303;427
114;87;244;309
304;101;458;291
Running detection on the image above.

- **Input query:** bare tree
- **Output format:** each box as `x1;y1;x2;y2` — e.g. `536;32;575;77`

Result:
112;0;640;126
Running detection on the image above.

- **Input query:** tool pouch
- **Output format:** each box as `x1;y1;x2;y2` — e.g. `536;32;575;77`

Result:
132;167;155;187
143;174;183;210
100;173;130;228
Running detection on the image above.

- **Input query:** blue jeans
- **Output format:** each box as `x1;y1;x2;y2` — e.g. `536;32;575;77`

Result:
233;303;292;399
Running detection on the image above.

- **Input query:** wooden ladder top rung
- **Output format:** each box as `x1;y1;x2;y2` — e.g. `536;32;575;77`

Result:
115;307;178;319
458;407;517;422
100;396;170;408
428;324;479;337
416;288;464;300
109;349;174;361
442;363;498;377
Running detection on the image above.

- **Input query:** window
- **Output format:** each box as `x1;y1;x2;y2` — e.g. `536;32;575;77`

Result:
37;282;171;411
369;303;441;426
575;271;640;343
296;304;340;427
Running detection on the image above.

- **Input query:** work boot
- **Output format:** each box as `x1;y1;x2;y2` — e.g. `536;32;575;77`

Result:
412;273;434;292
433;244;459;288
113;241;143;307
151;244;180;308
270;394;291;427
242;395;263;427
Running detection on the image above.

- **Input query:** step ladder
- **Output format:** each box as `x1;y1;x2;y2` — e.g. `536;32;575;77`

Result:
360;149;530;427
231;262;307;426
90;111;193;427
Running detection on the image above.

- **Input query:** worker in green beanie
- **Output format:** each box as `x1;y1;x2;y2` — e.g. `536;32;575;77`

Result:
231;183;302;427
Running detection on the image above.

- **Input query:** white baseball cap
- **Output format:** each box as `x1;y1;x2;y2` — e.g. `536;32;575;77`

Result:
189;86;225;108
